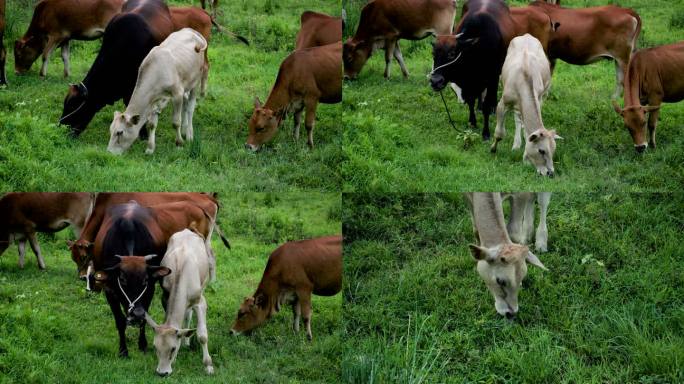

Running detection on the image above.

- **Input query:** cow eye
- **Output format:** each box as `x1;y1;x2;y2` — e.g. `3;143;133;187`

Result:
256;127;265;133
496;278;507;287
538;149;546;156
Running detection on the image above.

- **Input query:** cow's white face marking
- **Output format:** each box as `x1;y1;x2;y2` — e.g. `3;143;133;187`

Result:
107;111;143;155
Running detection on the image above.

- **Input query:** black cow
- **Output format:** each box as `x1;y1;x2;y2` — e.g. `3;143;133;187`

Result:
59;0;173;136
430;0;515;140
92;203;169;357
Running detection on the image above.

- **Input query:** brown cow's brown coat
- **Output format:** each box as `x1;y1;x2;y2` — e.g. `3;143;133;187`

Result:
230;235;342;340
0;0;7;85
245;42;342;151
295;11;342;49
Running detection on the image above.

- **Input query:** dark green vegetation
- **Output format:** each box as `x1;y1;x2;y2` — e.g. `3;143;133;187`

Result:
0;0;341;191
342;0;684;192
0;193;342;383
342;193;684;383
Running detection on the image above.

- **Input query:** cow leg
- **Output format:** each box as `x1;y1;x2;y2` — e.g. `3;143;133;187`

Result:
522;196;536;245
466;97;477;129
393;41;409;78
304;98;318;149
138;322;148;353
612;60;626;101
535;192;551;252
512;110;524;150
292;297;301;333
60;40;71;78
105;291;129;357
481;84;498;141
0;36;6;85
145;113;159;155
507;195;525;244
449;83;464;103
183;308;193;347
17;239;26;269
161;288;170;312
647;108;660;149
27;232;46;270
293;108;303;141
184;89;198;142
383;38;397;79
298;290;313;341
40;36;61;78
195;296;213;374
491;99;508;153
172;91;185;147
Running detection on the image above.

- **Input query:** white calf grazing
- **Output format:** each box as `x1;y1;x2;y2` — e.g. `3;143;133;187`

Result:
465;193;547;318
491;34;562;177
145;229;213;376
503;192;552;252
108;28;208;155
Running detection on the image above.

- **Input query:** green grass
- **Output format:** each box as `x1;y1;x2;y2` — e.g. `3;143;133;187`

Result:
0;0;341;191
0;192;342;383
341;0;684;192
341;193;684;383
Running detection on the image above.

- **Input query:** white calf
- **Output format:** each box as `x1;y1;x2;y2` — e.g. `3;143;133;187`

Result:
108;28;209;155
491;34;562;177
145;229;213;376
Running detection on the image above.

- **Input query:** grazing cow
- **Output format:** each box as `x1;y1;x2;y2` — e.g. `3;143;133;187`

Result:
431;0;516;140
230;235;342;341
68;193;227;281
296;11;342;49
612;42;684;152
490;34;561;177
145;229;213;376
59;0;174;136
107;28;208;155
14;0;124;78
503;192;551;253
245;42;341;151
1;0;7;85
0;193;95;269
529;1;641;100
465;193;547;318
343;0;456;79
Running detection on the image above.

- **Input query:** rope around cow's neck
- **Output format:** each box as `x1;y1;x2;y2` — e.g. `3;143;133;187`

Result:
428;52;464;132
58;82;88;124
118;277;148;313
428;51;463;77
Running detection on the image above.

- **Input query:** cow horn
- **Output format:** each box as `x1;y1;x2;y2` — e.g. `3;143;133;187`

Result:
114;255;124;260
145;312;160;329
143;254;158;261
455;32;464;39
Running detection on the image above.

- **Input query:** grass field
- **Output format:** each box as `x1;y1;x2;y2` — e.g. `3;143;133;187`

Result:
342;0;684;192
0;0;341;191
341;192;684;383
0;192;342;383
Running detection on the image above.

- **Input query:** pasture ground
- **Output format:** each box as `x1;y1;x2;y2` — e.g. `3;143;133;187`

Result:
0;192;342;383
342;0;684;192
342;192;684;383
0;0;341;191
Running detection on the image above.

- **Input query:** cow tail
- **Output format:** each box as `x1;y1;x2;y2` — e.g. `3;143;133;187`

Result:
195;202;232;250
211;17;250;46
631;12;642;54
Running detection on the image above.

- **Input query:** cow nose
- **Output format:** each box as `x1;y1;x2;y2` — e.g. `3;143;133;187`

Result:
430;75;445;91
343;74;350;80
505;311;516;320
244;143;258;152
157;370;170;377
635;144;647;153
547;170;554;178
230;329;239;336
132;307;145;319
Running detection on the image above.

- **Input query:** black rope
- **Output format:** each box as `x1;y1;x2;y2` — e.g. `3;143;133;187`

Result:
439;89;462;133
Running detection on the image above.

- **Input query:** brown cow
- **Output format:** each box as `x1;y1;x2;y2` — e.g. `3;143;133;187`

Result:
509;6;559;54
296;11;342;49
68;192;227;280
245;41;341;151
612;42;684;152
170;6;248;45
1;0;7;85
14;0;125;78
0;193;95;270
343;0;456;79
528;1;641;100
230;235;342;341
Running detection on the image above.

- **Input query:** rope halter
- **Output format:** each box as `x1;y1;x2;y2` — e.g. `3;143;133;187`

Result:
59;82;88;124
118;276;148;313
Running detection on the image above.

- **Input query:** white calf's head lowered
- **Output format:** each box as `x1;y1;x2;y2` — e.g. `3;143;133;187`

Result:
469;242;547;318
145;313;195;377
108;111;145;155
524;128;561;177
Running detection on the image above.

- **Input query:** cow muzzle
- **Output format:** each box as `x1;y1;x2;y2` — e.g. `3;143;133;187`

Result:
127;307;146;326
430;74;447;92
244;143;259;152
635;143;647;153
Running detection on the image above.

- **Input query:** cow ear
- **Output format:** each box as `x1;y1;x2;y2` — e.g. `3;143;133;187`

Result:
66;240;75;248
642;105;661;113
103;263;120;272
469;244;497;262
552;22;560;31
550;130;563;140
254;97;262;109
149;266;172;279
176;328;196;338
254;293;267;308
526;251;548;271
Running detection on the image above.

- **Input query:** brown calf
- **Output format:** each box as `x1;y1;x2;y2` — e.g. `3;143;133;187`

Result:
245;41;341;151
0;193;95;270
296;11;342;49
14;0;124;78
529;1;641;100
1;0;7;85
344;0;456;79
230;235;342;340
612;42;684;152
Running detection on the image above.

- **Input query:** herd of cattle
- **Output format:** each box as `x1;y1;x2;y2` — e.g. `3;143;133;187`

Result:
0;192;342;376
343;0;684;176
0;0;342;153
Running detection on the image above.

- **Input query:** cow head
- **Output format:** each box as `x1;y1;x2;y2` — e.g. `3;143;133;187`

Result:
108;111;144;155
145;314;195;377
14;36;44;74
67;239;94;279
230;292;270;335
245;97;282;151
469;243;547;318
94;255;171;325
431;33;479;91
60;83;96;136
343;38;371;80
612;100;659;152
524;128;561;177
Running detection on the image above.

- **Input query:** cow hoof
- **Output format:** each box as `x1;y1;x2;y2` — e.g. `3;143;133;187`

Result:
118;350;129;358
144;148;154;155
206;366;214;375
175;139;184;147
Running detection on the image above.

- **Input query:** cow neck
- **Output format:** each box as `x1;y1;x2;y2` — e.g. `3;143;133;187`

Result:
623;62;642;108
256;269;279;317
471;193;511;248
519;73;544;133
263;75;291;123
163;258;189;328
